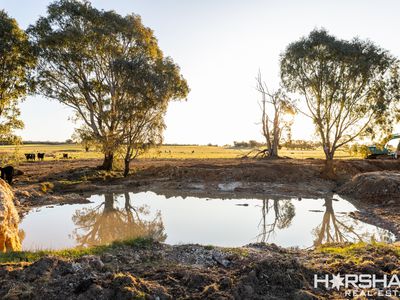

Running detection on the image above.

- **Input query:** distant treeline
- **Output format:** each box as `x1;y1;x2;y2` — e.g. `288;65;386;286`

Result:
20;140;74;145
162;143;219;147
233;140;266;148
162;143;199;146
233;140;325;150
6;141;216;146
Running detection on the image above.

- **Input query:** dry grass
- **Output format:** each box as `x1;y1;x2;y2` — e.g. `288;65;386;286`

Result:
0;143;361;162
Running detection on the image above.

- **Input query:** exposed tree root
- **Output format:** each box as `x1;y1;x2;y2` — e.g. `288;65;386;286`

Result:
241;148;273;159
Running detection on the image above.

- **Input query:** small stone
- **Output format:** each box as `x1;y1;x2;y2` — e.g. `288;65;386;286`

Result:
219;277;233;289
212;252;231;267
89;257;104;270
242;285;254;297
101;253;114;263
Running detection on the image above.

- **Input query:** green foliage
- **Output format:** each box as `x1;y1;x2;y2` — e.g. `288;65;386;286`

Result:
71;126;98;152
283;139;322;151
29;0;189;170
40;181;54;193
348;144;358;156
358;145;370;158
0;11;36;143
281;29;397;164
317;242;400;260
348;144;370;158
233;140;265;148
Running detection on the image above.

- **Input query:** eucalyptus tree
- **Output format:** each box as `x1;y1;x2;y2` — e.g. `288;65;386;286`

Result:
71;126;97;152
29;0;188;170
115;55;188;176
0;11;36;143
281;29;397;178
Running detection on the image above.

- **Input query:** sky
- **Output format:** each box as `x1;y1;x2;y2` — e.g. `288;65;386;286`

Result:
1;0;400;145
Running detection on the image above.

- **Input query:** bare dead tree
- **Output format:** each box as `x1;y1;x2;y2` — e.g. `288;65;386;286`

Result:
254;72;295;158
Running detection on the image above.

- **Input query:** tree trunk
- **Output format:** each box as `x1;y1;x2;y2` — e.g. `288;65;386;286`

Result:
123;159;130;177
321;144;336;179
271;139;279;158
101;152;114;171
322;157;336;179
271;111;280;158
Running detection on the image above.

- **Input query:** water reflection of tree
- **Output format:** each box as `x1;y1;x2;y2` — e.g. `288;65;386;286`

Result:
257;199;295;242
312;198;379;246
72;192;166;247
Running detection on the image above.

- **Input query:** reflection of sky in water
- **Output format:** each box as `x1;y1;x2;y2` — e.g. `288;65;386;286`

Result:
19;192;395;250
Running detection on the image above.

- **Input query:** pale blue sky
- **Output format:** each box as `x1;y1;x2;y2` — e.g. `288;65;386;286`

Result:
1;0;400;144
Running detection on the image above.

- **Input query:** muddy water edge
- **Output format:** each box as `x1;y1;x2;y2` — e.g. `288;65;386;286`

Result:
2;158;399;299
13;160;400;243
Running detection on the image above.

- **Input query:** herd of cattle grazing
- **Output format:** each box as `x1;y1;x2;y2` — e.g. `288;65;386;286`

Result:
24;153;71;161
0;153;73;186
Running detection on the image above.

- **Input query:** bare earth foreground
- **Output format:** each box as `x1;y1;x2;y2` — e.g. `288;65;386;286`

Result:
1;158;400;299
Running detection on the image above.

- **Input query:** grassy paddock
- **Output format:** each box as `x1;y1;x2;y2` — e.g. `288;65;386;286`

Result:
0;143;361;161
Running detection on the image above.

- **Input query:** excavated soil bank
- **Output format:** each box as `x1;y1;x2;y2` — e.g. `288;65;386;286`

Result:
338;171;400;203
0;241;399;299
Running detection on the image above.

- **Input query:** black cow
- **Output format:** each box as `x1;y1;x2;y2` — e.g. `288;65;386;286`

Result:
37;153;45;161
62;153;69;159
0;166;23;185
1;166;14;184
24;153;36;161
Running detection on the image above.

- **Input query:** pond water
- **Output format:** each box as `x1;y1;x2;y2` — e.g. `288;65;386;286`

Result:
18;192;395;250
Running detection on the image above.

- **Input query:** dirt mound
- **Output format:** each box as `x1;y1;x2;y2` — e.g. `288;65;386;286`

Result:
233;256;314;299
0;179;21;252
138;160;322;184
338;171;400;202
1;242;400;299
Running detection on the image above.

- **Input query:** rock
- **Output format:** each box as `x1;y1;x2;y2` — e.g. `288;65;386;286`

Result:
112;273;172;300
74;277;95;294
16;190;30;198
241;284;255;298
3;283;34;299
217;182;242;192
219;276;233;289
0;179;21;252
213;255;231;268
77;284;108;300
23;257;58;281
187;183;205;190
212;252;231;267
78;255;105;271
